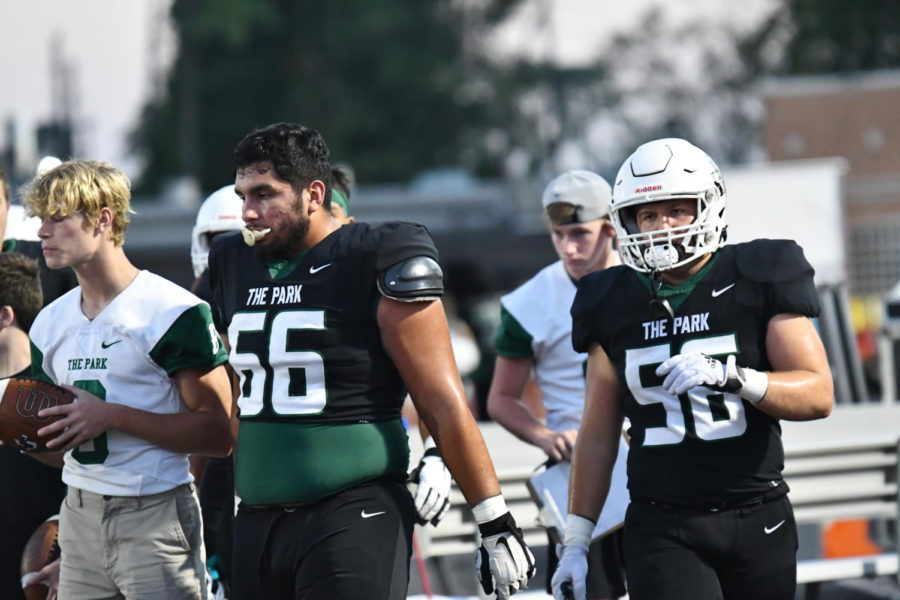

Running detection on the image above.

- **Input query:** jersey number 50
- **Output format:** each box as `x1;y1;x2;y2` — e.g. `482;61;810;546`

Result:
228;310;327;417
624;334;747;446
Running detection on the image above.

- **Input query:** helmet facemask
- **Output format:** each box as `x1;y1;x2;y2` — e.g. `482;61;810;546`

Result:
614;189;726;273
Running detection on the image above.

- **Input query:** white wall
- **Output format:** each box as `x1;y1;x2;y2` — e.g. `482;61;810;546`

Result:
723;158;848;285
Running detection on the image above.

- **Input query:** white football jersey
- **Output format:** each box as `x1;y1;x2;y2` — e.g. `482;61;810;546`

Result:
29;271;225;496
500;260;585;433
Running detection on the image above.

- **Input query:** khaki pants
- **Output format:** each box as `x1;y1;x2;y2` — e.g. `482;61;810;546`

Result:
59;484;207;600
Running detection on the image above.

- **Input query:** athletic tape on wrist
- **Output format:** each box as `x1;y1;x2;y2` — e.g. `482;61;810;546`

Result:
562;513;594;550
725;355;768;404
740;368;769;404
472;495;508;524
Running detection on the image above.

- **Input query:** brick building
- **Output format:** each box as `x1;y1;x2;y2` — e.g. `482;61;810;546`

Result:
764;70;900;294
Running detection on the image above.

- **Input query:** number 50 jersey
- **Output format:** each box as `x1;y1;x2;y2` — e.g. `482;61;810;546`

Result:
571;239;819;507
208;221;442;505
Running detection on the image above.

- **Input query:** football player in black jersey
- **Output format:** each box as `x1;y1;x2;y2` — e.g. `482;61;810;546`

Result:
209;122;534;600
552;138;833;600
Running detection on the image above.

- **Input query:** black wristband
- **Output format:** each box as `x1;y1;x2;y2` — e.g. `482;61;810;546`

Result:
478;511;518;537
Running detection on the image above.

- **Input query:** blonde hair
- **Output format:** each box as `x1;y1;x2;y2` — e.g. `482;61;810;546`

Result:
24;160;133;246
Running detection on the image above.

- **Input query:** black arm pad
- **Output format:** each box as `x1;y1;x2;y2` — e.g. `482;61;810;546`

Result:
377;256;444;301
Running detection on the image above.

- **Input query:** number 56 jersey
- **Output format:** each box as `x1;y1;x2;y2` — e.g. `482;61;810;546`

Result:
571;239;820;507
208;221;441;505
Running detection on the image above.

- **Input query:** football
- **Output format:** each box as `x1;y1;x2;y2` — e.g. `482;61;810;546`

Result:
20;515;60;600
0;378;76;453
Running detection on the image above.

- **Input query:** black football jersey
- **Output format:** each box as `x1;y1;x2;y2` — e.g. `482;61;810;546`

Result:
572;240;819;505
208;221;441;425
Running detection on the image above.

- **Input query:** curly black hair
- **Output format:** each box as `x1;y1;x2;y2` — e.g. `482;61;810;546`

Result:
233;122;332;208
0;252;42;332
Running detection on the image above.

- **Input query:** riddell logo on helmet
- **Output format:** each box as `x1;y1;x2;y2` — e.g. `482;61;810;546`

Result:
635;185;663;193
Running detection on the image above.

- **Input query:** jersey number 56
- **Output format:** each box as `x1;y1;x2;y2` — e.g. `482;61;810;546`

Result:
228;310;327;417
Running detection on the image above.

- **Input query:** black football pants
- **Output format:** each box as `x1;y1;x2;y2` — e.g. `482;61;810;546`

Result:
623;495;798;600
231;477;415;600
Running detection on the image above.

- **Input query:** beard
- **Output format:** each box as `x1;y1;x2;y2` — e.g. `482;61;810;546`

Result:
254;210;311;261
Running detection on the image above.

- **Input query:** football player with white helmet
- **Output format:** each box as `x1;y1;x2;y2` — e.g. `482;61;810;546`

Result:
191;185;245;280
188;184;244;599
210;123;534;600
552;138;833;600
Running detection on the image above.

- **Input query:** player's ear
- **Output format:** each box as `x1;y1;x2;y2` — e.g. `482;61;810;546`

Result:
603;218;616;238
94;206;115;238
0;305;14;329
306;180;327;214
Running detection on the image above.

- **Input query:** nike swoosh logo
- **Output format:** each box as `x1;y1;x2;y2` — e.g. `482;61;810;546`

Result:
361;510;386;519
101;339;123;349
764;520;786;534
309;263;332;274
711;283;736;298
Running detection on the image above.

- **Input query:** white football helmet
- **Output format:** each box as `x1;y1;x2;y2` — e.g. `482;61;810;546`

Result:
191;185;244;278
611;138;727;273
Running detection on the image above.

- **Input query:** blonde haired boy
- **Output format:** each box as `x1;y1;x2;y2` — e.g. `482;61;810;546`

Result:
25;159;234;599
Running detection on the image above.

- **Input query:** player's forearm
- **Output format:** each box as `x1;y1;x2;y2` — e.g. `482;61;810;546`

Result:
755;370;833;421
568;432;618;521
420;405;501;506
486;392;552;449
109;404;234;456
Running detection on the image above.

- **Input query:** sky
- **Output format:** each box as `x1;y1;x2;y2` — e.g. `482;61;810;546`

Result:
0;0;173;178
0;0;775;181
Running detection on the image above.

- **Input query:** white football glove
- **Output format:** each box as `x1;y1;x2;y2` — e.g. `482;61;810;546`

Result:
409;439;452;525
656;353;767;403
473;496;536;599
656;352;726;394
551;545;588;600
551;513;594;600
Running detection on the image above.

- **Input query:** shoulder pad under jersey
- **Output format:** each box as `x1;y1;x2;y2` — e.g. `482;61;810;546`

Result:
575;265;632;308
378;256;444;302
735;239;814;284
570;266;633;353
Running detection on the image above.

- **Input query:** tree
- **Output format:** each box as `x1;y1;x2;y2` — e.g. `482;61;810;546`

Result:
131;0;530;194
773;0;900;74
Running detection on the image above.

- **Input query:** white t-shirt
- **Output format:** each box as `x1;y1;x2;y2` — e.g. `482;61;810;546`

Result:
499;260;586;433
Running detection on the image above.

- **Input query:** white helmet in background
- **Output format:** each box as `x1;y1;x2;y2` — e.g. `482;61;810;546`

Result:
191;185;244;278
4;205;41;241
611;138;727;273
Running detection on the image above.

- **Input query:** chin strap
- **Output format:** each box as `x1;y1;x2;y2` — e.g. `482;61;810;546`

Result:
648;270;674;320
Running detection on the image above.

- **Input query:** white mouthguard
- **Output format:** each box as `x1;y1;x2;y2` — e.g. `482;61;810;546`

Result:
241;227;271;247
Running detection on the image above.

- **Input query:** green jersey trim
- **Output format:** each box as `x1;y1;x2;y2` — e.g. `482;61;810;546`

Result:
266;250;309;280
234;419;410;505
494;305;535;359
2;239;16;252
28;341;52;383
635;252;721;312
149;304;229;375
